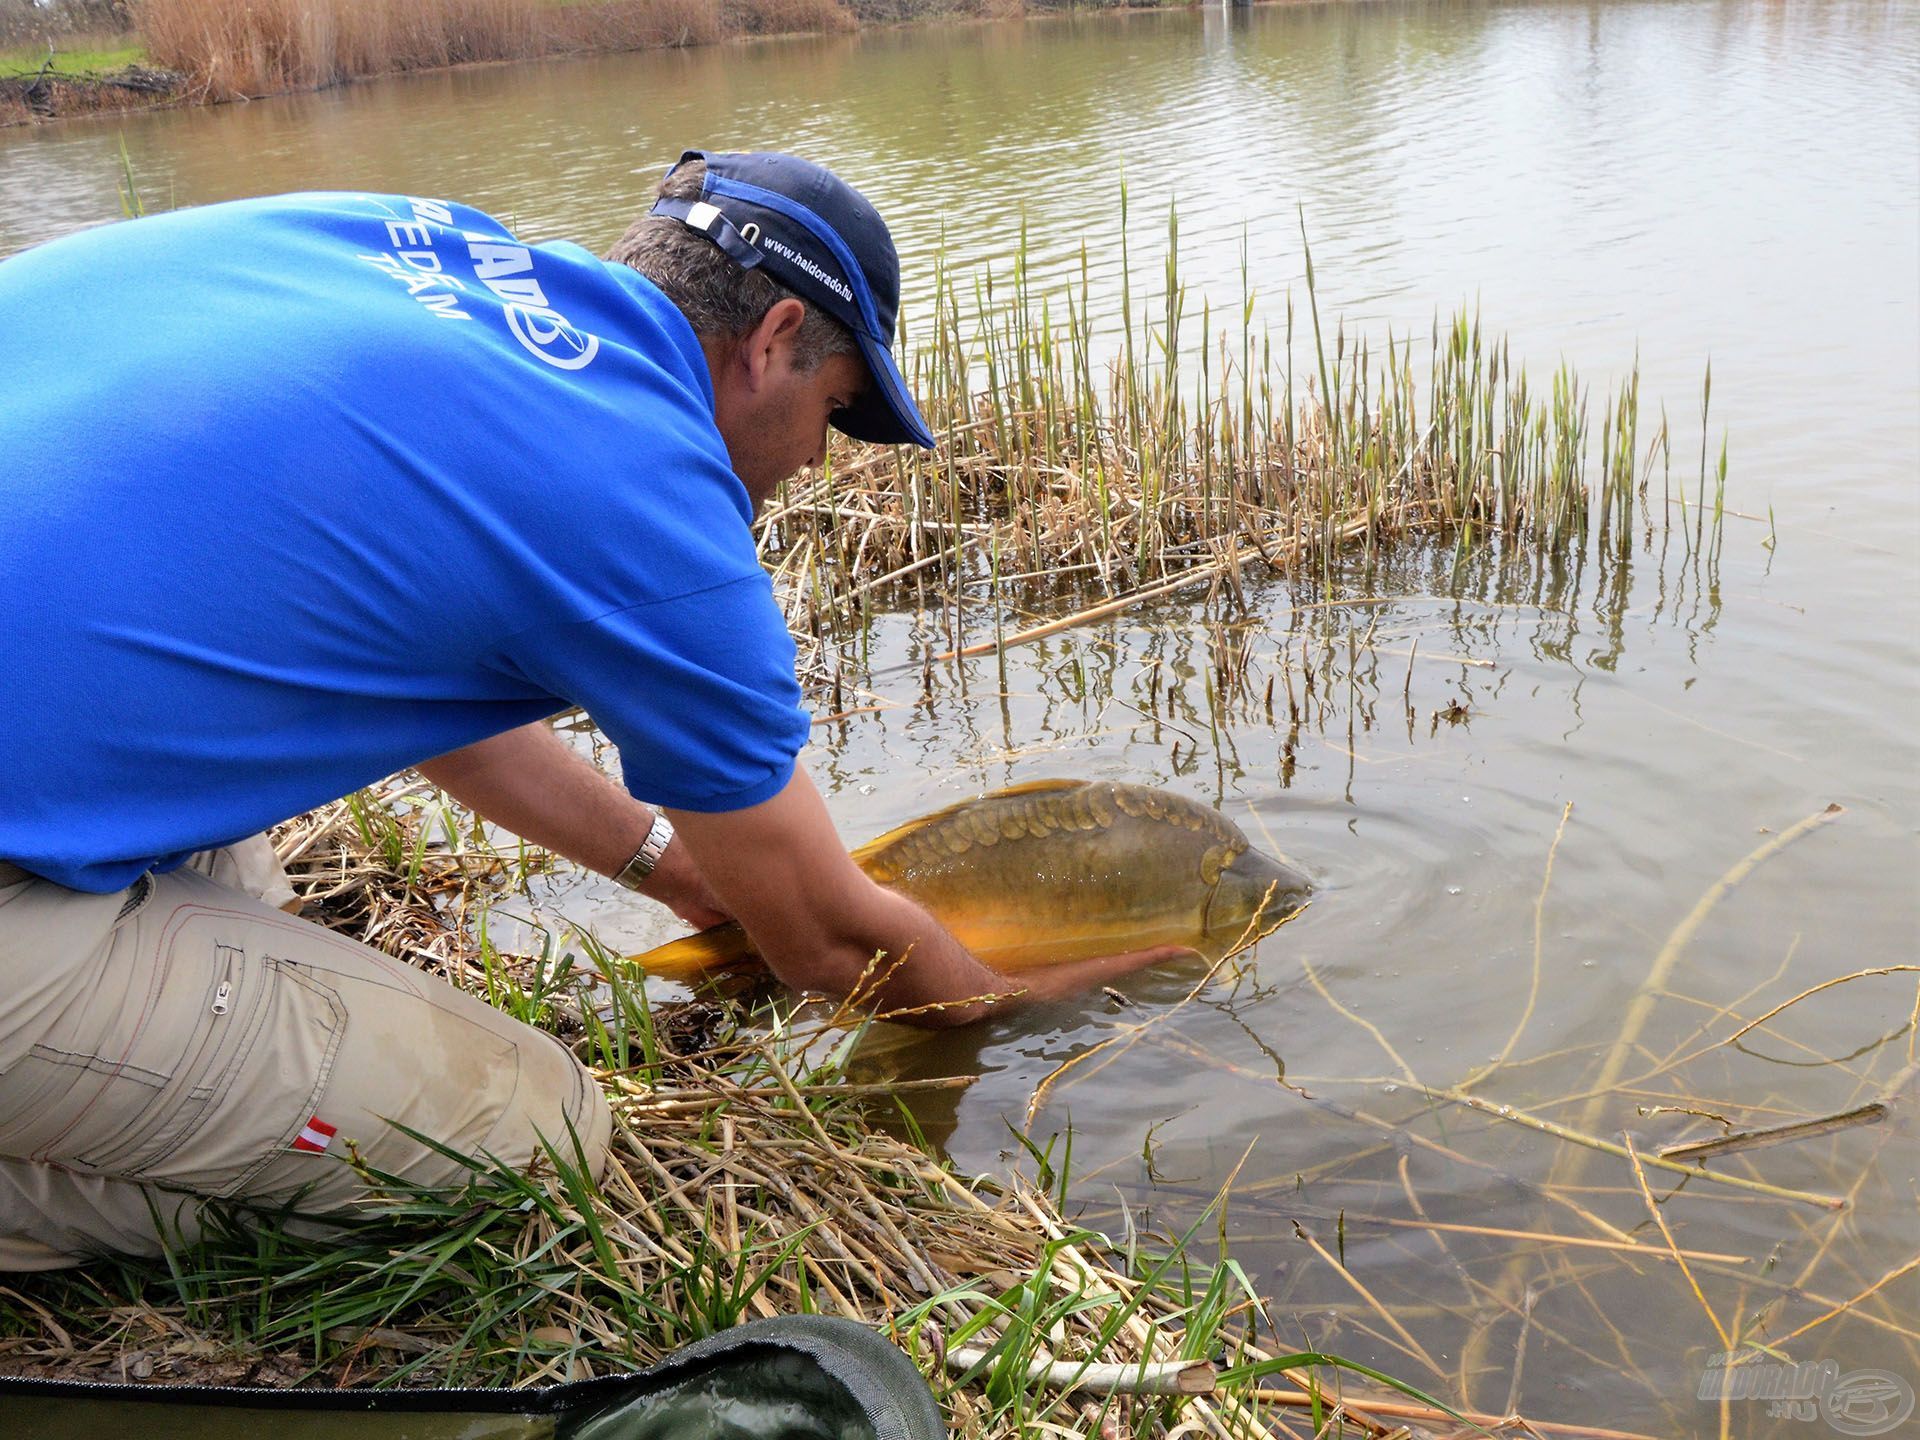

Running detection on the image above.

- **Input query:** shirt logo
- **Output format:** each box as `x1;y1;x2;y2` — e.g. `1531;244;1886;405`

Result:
356;197;605;372
505;305;601;371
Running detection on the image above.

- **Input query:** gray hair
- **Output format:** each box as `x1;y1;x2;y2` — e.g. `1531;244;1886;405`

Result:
606;158;858;373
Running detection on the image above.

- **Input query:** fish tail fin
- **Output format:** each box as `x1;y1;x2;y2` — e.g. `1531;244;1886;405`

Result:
626;923;757;981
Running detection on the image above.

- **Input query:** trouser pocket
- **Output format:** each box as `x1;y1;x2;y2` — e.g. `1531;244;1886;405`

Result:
0;892;347;1199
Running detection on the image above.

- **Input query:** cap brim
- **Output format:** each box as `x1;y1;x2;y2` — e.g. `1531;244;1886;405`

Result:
832;333;937;450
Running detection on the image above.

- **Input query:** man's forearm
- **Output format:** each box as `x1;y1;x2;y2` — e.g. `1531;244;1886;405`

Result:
417;722;648;875
415;722;716;922
420;741;1180;1027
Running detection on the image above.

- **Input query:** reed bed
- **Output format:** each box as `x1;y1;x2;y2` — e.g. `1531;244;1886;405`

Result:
765;206;1722;671
134;0;543;97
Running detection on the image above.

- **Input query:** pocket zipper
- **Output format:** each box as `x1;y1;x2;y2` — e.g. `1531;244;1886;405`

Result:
210;946;240;1016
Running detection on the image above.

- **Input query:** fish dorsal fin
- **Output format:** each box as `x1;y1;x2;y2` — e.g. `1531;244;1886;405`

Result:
847;778;1088;867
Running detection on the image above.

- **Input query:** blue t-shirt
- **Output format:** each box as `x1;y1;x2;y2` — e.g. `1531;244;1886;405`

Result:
0;192;811;893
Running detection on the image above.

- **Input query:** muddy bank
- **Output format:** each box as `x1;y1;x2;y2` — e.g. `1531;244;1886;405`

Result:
0;61;182;123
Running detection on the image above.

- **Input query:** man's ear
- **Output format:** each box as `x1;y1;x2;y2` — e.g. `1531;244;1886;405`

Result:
738;297;809;394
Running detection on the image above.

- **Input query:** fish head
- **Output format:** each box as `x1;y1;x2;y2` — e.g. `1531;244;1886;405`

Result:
1200;840;1312;950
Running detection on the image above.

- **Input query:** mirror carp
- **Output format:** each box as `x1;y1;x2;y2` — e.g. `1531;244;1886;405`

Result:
630;779;1310;980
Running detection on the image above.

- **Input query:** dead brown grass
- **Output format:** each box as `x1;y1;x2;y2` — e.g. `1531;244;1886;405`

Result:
129;0;851;101
132;0;540;98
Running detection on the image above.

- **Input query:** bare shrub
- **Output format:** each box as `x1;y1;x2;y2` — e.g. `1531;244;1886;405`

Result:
721;0;855;37
548;0;723;53
842;0;995;23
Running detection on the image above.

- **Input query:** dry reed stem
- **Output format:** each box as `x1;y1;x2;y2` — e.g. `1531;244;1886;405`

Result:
1287;1226;1446;1383
1345;1215;1742;1265
1297;953;1418;1086
946;1347;1216;1396
1622;1135;1729;1350
1460;801;1572;1093
1616;943;1798;1095
1715;965;1919;1049
1655;1101;1890;1163
1434;1088;1843;1210
1769;1253;1920;1348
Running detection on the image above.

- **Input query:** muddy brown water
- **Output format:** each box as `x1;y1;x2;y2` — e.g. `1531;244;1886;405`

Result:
4;2;1917;1434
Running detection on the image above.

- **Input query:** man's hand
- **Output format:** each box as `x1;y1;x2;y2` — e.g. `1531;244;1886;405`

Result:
669;770;1017;1027
994;945;1198;1004
635;834;728;930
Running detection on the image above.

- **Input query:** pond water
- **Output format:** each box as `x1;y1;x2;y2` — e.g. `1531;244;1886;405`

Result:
4;1;1916;1434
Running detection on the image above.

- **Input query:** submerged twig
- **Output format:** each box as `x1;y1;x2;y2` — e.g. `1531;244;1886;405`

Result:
1657;1102;1890;1163
1461;800;1574;1093
1624;1135;1729;1350
1437;1087;1845;1210
1717;965;1919;1050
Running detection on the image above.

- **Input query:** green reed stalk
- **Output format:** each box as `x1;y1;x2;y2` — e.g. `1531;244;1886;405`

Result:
1297;207;1340;468
1696;358;1711;553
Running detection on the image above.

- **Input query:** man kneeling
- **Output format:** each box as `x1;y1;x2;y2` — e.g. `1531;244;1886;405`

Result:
0;150;1171;1268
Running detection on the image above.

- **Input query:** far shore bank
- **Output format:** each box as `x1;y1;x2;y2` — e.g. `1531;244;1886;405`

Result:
1;0;1242;128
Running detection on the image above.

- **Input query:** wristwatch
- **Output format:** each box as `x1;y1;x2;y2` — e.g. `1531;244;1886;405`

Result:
613;813;675;891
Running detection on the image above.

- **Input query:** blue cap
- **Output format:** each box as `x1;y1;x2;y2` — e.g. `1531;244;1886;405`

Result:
650;149;936;450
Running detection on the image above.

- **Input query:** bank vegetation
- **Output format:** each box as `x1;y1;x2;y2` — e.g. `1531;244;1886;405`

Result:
2;0;1174;120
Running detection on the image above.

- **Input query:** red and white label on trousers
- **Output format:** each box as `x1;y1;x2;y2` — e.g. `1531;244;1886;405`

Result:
291;1116;338;1153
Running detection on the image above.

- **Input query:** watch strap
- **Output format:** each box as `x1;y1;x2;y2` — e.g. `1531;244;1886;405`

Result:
614;813;675;891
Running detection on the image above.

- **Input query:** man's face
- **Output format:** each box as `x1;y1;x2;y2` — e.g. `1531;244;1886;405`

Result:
724;349;870;507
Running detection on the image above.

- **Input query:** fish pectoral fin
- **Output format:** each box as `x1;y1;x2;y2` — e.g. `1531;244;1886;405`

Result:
627;922;758;981
847;778;1089;866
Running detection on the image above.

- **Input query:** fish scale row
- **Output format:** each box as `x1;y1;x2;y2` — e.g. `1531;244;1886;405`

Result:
1110;783;1246;852
866;786;1116;878
869;782;1246;882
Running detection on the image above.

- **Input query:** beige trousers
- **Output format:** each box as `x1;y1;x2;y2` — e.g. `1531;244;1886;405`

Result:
0;839;611;1271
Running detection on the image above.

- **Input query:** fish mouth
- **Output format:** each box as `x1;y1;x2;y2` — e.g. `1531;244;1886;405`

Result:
1204;846;1313;945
